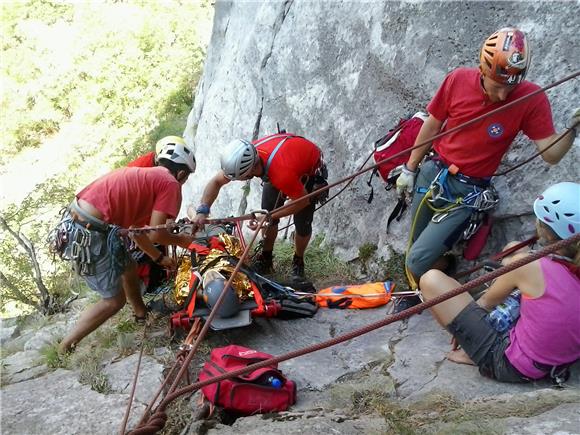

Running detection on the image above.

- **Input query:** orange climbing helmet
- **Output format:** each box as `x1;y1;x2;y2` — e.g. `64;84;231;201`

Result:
480;27;530;85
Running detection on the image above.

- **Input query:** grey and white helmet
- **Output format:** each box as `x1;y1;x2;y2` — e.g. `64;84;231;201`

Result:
220;139;257;180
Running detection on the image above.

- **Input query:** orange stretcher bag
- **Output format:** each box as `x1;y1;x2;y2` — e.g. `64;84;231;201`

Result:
316;281;394;309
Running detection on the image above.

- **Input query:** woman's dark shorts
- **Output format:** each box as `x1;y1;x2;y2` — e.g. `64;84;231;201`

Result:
447;301;529;383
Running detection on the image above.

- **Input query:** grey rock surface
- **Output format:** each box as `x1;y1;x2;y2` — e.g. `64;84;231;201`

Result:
498;402;580;434
1;308;579;434
22;322;69;351
1;349;49;385
205;410;388;435
104;353;164;405
0;323;19;345
183;0;579;263
1;369;145;434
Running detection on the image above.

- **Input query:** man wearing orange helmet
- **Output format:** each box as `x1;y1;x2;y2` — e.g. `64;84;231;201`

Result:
394;27;578;310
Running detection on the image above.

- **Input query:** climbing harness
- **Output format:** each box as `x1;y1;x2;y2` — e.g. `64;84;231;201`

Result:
50;201;127;277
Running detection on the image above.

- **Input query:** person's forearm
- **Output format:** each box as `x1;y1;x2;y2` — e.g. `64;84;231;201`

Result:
477;274;516;310
131;232;165;261
406;121;441;171
540;130;576;165
148;230;193;249
407;144;432;171
199;178;224;208
188;175;227;220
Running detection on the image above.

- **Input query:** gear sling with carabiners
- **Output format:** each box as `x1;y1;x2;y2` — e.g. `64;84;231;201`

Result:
404;157;499;289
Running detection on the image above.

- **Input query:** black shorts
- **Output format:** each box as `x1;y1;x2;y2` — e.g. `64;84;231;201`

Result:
261;182;315;237
447;301;529;383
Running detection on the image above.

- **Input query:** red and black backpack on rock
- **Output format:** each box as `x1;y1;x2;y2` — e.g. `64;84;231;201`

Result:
199;345;296;415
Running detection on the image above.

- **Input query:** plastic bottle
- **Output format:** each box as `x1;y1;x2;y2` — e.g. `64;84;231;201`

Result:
488;291;521;333
265;376;282;389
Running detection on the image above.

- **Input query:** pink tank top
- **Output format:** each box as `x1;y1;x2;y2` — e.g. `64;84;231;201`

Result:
506;258;580;379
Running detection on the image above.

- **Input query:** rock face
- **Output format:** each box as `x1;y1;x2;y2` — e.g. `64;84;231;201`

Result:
183;0;578;262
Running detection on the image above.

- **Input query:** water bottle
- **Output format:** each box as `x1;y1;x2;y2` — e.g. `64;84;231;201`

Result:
265;376;282;389
488;291;521;333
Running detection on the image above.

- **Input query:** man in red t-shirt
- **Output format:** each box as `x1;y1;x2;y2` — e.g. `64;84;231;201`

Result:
126;136;188;168
394;27;578;309
57;142;196;353
189;134;326;279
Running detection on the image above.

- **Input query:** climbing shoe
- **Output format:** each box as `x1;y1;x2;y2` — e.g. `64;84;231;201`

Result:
251;250;274;275
394;295;422;313
291;255;306;280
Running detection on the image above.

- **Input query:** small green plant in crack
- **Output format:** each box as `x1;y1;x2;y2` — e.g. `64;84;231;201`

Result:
273;234;355;284
41;341;70;369
358;243;378;263
379;246;408;290
352;390;390;414
70;347;112;394
358;242;378;273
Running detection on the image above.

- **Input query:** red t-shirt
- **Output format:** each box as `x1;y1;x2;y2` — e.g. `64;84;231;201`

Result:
127;151;155;168
254;134;322;199
428;68;555;177
77;166;182;228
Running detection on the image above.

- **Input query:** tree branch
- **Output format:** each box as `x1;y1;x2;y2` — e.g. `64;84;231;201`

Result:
0;215;51;310
0;270;40;311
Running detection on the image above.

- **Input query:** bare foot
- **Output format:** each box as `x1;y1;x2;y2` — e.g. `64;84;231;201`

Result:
446;348;476;366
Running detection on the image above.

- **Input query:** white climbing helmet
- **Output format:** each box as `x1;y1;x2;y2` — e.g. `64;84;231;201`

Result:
533;182;580;239
220;139;258;180
156;136;196;173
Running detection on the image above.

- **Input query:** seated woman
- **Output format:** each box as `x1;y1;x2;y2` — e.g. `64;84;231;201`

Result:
420;182;580;383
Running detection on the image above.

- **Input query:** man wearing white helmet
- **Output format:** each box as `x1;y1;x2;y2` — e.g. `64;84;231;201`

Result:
127;135;188;168
420;182;580;384
56;141;197;353
189;133;326;280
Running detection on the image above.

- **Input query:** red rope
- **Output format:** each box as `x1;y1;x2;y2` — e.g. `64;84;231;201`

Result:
129;233;579;434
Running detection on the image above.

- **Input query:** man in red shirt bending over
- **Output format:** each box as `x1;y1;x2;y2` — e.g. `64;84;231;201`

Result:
189;133;327;280
394;27;578;310
56;142;196;353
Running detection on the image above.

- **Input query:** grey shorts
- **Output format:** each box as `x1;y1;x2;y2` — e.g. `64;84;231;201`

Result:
406;160;476;277
261;182;315;237
60;218;131;299
447;301;528;383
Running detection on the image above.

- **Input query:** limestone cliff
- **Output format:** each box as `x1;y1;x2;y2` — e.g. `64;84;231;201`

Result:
184;0;579;261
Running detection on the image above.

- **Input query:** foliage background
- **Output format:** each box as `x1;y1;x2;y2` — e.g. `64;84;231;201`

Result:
0;0;213;315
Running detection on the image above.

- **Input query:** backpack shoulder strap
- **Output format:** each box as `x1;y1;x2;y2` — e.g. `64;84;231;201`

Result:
386;197;407;233
262;134;296;181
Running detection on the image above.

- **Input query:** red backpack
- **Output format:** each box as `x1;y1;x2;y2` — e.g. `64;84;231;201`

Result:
370;112;427;186
199;345;296;415
367;112;427;230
